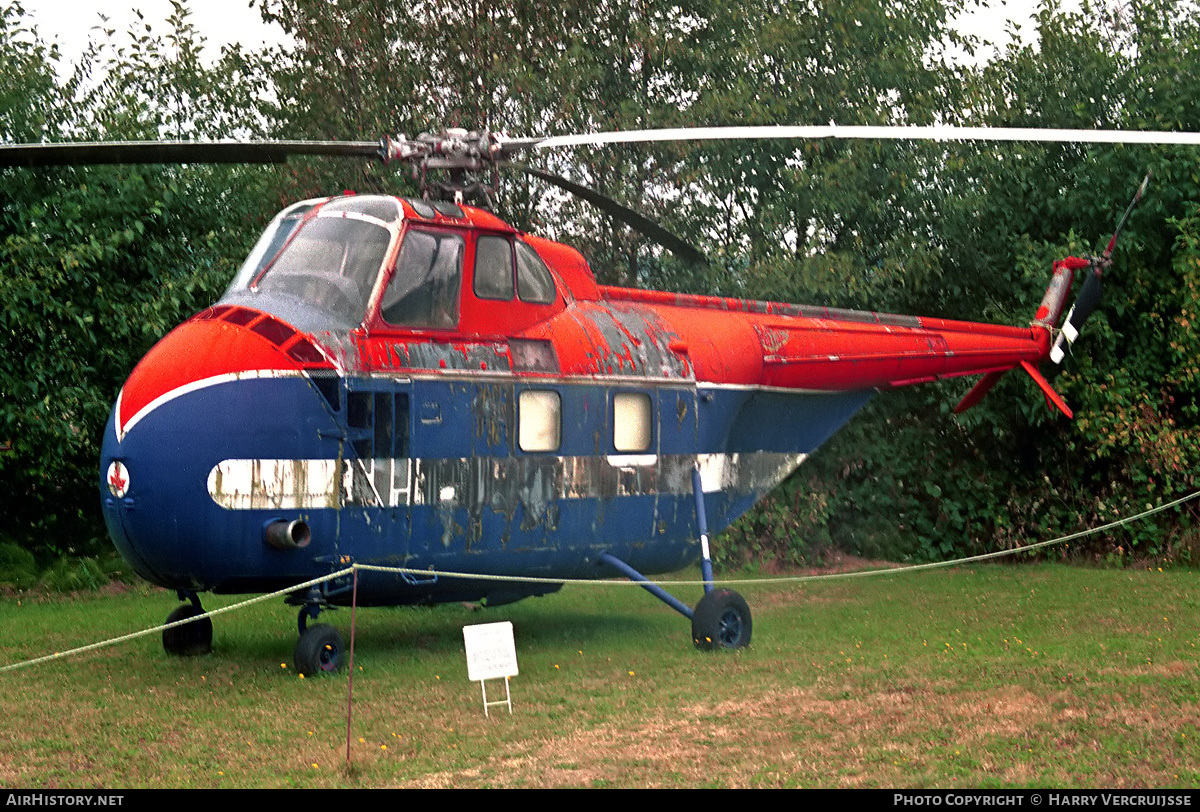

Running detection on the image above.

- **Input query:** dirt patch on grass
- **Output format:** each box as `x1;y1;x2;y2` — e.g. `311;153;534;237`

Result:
395;682;1079;788
396;668;1200;789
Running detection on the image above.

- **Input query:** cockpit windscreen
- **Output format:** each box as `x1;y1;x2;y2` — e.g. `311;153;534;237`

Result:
248;216;391;325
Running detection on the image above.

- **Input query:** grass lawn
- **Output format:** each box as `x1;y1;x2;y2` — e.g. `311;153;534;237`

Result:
0;562;1197;788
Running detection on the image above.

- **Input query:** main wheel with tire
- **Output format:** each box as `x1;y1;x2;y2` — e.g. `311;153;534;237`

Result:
691;588;752;651
294;623;345;675
162;604;213;656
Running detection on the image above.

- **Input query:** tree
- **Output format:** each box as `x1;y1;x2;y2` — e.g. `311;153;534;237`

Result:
726;0;1200;565
0;2;280;558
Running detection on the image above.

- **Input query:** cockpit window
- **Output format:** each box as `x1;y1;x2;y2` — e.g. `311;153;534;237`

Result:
474;234;515;300
381;229;464;329
516;241;557;304
226;201;317;292
250;217;391;325
321;196;402;222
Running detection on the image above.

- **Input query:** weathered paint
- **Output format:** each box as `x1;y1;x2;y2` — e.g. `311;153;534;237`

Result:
100;192;1073;606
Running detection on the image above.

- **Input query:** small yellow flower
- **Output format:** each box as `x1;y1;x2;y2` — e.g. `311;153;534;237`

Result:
312;763;319;769
628;670;635;676
299;674;305;680
281;663;287;669
554;664;560;669
381;744;387;750
359;738;365;744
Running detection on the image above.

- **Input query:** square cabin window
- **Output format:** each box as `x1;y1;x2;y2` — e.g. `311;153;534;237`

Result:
474;234;514;300
613;392;652;452
519;390;561;452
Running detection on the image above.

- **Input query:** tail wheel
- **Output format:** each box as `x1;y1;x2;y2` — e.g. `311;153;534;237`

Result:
294;623;345;675
691;588;752;651
163;604;213;656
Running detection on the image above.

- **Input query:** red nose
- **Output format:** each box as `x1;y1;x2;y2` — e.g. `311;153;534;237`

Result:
116;305;333;440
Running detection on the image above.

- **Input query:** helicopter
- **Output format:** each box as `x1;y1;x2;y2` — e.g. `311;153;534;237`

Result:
0;126;1158;674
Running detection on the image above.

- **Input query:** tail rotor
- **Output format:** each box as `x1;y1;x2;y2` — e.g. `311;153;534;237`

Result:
1049;173;1151;364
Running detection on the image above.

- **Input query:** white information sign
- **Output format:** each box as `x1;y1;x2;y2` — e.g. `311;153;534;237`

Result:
463;622;519;716
463;621;518;682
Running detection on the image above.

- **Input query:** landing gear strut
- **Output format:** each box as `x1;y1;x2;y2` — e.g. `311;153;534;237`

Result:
600;552;753;651
688;466;751;650
597;464;753;651
162;591;213;656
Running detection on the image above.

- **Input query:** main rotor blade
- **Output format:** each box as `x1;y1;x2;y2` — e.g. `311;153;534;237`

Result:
0;140;382;168
535;125;1200;150
518;164;707;266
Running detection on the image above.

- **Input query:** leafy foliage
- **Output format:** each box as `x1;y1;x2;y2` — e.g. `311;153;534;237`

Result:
0;3;280;559
724;1;1200;567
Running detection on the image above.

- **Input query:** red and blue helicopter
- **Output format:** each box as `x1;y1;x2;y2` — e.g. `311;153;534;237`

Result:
0;127;1155;674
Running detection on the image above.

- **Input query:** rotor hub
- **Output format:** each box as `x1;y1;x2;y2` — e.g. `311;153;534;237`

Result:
379;129;509;207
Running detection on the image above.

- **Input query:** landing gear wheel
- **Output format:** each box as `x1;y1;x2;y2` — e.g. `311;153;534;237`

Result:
162;604;213;656
294;624;345;675
692;588;752;651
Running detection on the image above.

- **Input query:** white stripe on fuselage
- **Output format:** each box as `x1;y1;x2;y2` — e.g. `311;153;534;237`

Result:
116;365;857;445
117;369;307;442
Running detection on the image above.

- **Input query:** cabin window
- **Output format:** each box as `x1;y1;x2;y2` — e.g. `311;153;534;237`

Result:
613;392;652;452
474;235;515;300
382;229;464;329
518;390;561;452
516;241;556;304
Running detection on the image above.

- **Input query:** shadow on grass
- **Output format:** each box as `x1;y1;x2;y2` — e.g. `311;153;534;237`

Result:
193;596;674;673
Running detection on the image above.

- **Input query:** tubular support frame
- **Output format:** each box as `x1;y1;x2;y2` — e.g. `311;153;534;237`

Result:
599;553;694;620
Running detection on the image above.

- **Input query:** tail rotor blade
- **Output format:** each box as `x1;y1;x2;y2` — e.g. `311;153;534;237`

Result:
1049;173;1149;364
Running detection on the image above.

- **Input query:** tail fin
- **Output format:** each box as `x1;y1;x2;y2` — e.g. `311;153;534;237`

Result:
955;173;1150;418
953;362;1073;419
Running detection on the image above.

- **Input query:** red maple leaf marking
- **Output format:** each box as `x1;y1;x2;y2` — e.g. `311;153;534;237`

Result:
109;465;127;494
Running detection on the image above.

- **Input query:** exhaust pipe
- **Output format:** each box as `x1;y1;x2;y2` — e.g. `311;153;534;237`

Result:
264;519;311;550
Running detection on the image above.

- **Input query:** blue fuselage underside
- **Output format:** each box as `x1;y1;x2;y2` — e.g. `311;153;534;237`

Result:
101;374;871;605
